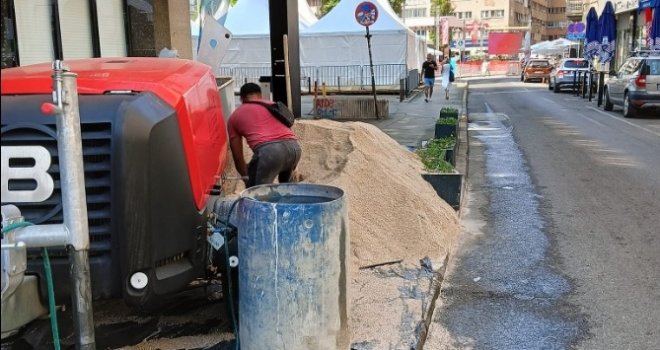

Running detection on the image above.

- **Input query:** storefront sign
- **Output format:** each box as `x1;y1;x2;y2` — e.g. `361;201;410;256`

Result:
614;0;638;14
638;0;659;10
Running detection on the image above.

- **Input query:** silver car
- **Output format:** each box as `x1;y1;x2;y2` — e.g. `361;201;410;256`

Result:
604;53;660;118
548;58;593;93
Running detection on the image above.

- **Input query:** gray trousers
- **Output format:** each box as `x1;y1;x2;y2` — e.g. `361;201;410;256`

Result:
248;139;301;187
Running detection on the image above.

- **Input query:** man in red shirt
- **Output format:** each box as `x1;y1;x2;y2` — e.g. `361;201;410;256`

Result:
227;83;301;187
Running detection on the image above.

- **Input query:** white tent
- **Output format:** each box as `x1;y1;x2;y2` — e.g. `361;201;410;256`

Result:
300;0;425;70
533;38;578;55
220;0;318;67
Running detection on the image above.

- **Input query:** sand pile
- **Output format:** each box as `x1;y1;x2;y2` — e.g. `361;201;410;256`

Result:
292;119;459;271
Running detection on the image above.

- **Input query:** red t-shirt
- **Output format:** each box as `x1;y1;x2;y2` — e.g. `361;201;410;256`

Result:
227;99;297;149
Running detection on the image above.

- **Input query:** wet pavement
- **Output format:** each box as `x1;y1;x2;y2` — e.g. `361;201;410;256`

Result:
425;109;583;349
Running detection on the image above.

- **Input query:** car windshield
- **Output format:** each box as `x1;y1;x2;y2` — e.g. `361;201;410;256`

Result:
528;61;550;67
563;60;589;68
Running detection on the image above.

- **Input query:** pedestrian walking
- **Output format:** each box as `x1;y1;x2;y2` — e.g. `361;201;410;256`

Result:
422;53;438;102
227;83;302;188
441;58;452;100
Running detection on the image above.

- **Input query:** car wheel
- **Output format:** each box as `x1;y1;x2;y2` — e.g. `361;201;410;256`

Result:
623;93;637;118
548;79;553;90
520;74;524;82
603;88;613;111
553;81;560;93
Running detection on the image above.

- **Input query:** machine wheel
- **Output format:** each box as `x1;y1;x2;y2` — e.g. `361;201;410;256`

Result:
553;81;560;93
623;93;637;118
603;88;613;111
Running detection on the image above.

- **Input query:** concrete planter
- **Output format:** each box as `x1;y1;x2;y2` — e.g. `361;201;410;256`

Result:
444;146;456;166
439;110;459;119
422;172;462;210
434;123;457;139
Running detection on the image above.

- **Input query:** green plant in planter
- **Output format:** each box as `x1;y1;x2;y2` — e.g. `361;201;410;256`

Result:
439;106;459;119
417;138;456;173
418;136;462;209
436;117;457;125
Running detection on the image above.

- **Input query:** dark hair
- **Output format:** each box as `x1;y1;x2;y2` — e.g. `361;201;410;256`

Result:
240;83;262;99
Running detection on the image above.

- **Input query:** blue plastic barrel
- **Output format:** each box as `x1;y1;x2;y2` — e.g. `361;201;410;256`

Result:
237;183;350;350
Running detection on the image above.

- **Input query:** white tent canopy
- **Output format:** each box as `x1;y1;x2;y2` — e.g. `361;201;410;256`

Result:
300;0;425;70
532;38;578;55
220;0;318;67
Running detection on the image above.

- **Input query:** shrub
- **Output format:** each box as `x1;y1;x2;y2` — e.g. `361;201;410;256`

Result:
439;106;459;119
417;137;456;173
436;117;457;125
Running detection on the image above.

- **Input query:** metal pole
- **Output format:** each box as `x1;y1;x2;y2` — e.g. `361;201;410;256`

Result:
365;26;379;119
597;71;605;106
52;60;96;350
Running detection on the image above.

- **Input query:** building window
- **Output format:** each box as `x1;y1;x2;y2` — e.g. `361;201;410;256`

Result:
404;7;427;18
126;0;156;56
1;0;18;68
481;9;504;19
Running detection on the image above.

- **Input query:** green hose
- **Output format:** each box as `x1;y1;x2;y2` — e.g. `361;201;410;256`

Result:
1;221;61;350
0;221;34;234
42;247;61;350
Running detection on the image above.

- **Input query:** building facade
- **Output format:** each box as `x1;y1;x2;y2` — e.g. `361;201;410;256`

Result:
1;0;192;69
401;0;568;55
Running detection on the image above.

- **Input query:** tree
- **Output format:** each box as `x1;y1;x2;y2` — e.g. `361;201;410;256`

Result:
320;0;340;16
430;0;453;16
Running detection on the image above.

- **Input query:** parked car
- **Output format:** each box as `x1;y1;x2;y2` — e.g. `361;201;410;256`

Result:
603;52;660;118
548;58;593;92
521;59;552;82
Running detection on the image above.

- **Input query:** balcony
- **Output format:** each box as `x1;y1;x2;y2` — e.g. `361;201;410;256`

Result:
566;0;585;21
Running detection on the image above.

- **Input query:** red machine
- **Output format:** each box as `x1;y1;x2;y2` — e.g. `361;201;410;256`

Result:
1;58;229;309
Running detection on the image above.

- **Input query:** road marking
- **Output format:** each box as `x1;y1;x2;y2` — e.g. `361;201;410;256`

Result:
471;90;533;96
587;106;660;138
580;114;605;127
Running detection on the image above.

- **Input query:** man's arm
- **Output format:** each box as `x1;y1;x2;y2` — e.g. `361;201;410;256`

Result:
230;136;248;178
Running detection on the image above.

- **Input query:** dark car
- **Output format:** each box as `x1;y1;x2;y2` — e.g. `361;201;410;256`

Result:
604;53;660;118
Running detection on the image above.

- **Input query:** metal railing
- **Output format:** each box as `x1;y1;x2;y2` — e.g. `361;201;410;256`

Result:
219;64;407;92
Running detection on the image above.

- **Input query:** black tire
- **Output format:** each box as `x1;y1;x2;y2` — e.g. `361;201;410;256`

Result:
520;74;524;82
623;93;637;118
553;81;560;93
603;88;613;111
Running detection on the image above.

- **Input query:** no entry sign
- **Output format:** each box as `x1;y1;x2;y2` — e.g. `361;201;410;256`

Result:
355;1;378;27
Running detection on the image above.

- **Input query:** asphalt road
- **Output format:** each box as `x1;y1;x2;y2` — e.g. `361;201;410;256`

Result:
427;76;660;349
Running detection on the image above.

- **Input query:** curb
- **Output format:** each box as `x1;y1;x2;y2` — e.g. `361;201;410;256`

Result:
415;81;470;350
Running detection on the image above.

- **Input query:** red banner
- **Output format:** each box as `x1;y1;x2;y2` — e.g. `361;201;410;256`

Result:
488;32;523;55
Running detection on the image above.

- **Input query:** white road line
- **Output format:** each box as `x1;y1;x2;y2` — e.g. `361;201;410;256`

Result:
471;90;533;96
541;97;557;105
587;106;660;138
581;114;605;127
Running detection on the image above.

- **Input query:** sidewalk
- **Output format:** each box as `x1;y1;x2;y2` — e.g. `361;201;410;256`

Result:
301;81;467;150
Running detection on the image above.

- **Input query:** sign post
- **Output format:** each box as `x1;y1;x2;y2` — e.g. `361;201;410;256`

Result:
355;1;379;119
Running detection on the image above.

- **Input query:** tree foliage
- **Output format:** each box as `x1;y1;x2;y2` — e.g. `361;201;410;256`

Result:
431;0;453;16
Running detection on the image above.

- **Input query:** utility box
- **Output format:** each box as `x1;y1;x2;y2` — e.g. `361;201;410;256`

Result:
258;76;272;99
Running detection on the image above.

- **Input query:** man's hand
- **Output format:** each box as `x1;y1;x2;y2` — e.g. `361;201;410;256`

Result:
230;136;248;179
